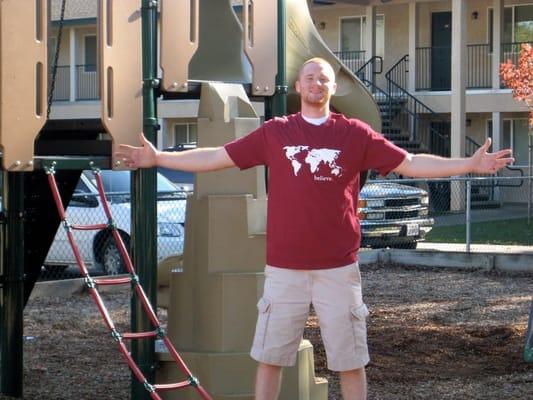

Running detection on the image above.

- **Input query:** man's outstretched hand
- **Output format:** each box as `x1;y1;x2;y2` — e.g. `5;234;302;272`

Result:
470;138;514;174
115;133;158;169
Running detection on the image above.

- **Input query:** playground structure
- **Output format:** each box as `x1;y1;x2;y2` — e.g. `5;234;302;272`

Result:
0;0;381;399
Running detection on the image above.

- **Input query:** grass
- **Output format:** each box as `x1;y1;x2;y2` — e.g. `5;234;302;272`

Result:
426;217;533;246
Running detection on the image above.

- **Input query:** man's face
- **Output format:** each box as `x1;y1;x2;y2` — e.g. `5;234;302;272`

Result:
295;61;337;107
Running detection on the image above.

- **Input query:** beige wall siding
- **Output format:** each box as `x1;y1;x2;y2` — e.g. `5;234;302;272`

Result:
311;5;365;52
311;4;408;83
51;0;97;21
466;113;490;146
382;4;409;76
50;29;71;66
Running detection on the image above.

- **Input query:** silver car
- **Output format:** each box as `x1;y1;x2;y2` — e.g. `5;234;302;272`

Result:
44;170;187;275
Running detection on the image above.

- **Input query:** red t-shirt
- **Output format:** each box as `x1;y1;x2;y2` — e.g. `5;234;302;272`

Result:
224;112;407;270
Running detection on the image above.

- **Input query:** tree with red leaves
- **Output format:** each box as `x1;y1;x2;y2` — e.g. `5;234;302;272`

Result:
500;43;533;126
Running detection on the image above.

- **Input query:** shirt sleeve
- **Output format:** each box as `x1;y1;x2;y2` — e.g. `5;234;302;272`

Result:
360;126;408;176
224;124;268;170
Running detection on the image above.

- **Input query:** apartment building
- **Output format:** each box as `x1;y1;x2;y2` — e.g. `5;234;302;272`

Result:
310;0;531;203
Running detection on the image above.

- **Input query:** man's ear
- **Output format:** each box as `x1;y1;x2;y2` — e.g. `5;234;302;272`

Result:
331;82;337;95
295;80;301;93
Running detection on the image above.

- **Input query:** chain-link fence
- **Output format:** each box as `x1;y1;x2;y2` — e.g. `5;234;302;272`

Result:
366;174;533;252
39;173;533;281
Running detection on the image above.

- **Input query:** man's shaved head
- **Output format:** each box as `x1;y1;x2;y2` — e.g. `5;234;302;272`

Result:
295;57;337;115
298;57;336;81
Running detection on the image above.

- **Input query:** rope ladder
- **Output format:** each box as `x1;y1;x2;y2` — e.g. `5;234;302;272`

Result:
45;165;212;400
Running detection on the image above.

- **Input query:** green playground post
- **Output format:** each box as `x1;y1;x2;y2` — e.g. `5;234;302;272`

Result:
131;0;159;399
1;172;25;398
270;0;288;119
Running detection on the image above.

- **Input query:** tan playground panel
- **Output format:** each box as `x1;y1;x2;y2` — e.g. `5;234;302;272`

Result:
243;0;277;96
160;0;199;92
99;0;143;169
156;83;327;399
0;0;48;171
188;0;252;85
162;0;277;97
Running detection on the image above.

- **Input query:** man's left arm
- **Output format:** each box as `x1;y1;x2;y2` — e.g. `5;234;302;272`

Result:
393;138;514;178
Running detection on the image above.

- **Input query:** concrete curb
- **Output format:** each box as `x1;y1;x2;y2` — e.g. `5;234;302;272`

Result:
31;249;533;299
359;248;533;273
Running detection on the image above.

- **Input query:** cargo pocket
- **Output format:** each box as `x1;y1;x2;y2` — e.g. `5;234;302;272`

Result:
350;303;369;347
253;297;272;349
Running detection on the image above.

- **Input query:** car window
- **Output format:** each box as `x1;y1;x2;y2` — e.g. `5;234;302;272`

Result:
99;171;131;193
84;170;177;194
158;168;194;186
156;173;179;192
74;178;93;194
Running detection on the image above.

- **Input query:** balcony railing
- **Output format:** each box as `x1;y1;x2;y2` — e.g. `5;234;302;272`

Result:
333;50;366;74
49;66;70;101
76;65;99;100
48;64;99;101
416;44;492;91
416;42;533;91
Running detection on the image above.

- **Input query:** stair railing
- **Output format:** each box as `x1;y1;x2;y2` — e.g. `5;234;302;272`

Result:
466;136;524;190
354;56;383;86
353;56;394;125
385;55;450;156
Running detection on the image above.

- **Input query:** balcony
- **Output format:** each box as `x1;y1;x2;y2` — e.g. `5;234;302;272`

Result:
49;65;99;101
333;50;366;74
415;42;533;91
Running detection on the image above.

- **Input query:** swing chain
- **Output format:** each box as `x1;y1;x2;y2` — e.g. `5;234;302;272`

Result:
47;0;68;119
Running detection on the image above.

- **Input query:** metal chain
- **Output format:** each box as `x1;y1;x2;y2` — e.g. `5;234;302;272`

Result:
47;0;67;119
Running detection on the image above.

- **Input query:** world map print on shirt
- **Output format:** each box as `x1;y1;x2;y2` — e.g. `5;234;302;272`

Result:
283;145;343;181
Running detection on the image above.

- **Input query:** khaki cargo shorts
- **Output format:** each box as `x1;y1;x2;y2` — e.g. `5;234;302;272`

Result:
251;262;370;371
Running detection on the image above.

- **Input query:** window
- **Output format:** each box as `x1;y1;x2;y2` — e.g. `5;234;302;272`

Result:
515;5;533;42
488;118;530;166
341;18;363;52
173;123;198;145
84;35;97;72
489;5;533;44
339;15;384;58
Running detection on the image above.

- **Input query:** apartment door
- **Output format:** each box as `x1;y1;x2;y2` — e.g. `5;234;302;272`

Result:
431;12;452;91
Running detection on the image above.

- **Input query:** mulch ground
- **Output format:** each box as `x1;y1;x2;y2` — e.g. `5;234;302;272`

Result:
2;263;533;399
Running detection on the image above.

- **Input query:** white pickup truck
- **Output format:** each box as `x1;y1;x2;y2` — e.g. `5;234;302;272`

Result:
358;182;434;249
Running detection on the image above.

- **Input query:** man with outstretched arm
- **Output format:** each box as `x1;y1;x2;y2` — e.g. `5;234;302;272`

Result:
116;58;513;400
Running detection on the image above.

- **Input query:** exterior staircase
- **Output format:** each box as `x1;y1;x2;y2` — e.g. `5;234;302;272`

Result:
354;56;437;156
351;55;521;210
377;97;427;154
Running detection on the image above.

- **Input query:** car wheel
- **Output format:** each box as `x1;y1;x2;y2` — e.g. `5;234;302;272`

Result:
101;235;130;275
404;241;418;249
394;241;418;250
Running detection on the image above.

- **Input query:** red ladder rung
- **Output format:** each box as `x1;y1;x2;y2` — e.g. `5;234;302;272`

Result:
71;223;109;231
122;331;159;340
93;277;132;286
154;381;192;392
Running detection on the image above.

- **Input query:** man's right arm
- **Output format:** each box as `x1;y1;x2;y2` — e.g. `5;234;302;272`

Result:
115;133;236;172
156;146;235;172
